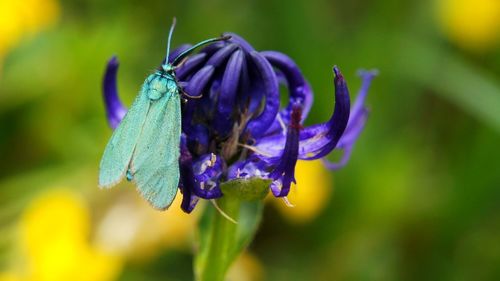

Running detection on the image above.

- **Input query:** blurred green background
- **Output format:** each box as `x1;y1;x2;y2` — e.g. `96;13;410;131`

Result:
1;0;499;280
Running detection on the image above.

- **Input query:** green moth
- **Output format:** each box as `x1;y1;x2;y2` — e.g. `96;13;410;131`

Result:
99;18;229;210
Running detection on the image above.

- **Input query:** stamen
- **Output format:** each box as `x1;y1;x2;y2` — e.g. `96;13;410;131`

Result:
282;197;295;207
211;200;238;224
238;143;274;157
276;114;287;136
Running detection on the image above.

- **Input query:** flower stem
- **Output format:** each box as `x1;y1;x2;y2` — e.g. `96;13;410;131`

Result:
196;179;269;281
198;196;241;281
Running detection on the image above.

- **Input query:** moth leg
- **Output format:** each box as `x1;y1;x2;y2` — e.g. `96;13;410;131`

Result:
181;88;203;99
174;74;202;100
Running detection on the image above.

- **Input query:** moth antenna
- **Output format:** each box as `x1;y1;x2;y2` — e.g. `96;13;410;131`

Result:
165;17;177;65
172;35;231;66
173;56;189;70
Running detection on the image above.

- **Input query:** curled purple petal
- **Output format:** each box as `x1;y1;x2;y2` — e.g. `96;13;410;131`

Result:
267;104;301;197
214;50;244;137
236;53;252;110
180;186;199;214
182;44;237;98
185;124;209;156
206;43;238;67
261;51;313;119
337;108;368;148
103;56;127;129
184;65;215;98
179;137;199;213
168;44;192;64
193;154;224;184
259;51;313;136
176;52;207;80
348;70;377;129
200;41;226;55
244;51;280;140
322;147;353;170
179;138;222;212
253;133;286;157
242;63;265;115
224;32;255;53
299;66;350;160
322;69;377;170
227;157;270;181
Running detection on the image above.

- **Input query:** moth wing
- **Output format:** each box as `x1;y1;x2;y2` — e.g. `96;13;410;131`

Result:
99;84;151;188
130;92;181;210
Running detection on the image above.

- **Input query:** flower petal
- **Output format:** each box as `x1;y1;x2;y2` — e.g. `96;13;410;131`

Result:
206;43;238;67
261;51;313;120
185;124;210;156
193;153;224;184
176;52;207;80
168;44;192;64
224;32;255;53
267;104;301;197
298;66;350;160
180;138;222;200
200;41;226;55
347;70;377;132
214;50;244;137
184;65;215;98
180;186;199;214
244;51;280;140
102;56;127;129
322;69;377;169
227;157;270;180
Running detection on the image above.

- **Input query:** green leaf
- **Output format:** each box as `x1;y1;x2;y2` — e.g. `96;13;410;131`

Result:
220;178;270;201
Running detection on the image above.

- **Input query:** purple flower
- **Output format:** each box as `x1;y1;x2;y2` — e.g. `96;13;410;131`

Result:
102;34;376;213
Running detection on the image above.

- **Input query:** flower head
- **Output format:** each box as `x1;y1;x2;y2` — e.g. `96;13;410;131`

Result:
102;33;375;213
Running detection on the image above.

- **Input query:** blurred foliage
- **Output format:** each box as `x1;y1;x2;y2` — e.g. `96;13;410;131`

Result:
0;0;499;280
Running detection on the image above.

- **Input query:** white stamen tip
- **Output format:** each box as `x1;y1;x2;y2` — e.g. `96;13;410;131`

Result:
282;197;295;207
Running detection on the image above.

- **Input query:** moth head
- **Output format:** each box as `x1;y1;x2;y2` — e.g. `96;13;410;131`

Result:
162;63;175;74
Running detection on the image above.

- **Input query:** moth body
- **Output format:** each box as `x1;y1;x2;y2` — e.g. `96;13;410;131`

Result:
146;72;179;100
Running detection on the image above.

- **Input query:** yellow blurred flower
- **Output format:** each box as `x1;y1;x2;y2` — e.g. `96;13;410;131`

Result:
272;160;332;224
0;272;20;281
0;0;59;65
1;190;122;281
95;190;199;261
226;252;264;281
437;0;500;51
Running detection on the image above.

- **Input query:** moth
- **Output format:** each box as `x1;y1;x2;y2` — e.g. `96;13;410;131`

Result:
99;18;229;210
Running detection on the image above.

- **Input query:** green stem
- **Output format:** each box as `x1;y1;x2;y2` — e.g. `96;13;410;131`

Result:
198;197;241;281
196;178;269;281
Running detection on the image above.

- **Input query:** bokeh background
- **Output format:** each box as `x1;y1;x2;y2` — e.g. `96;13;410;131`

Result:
1;0;499;280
